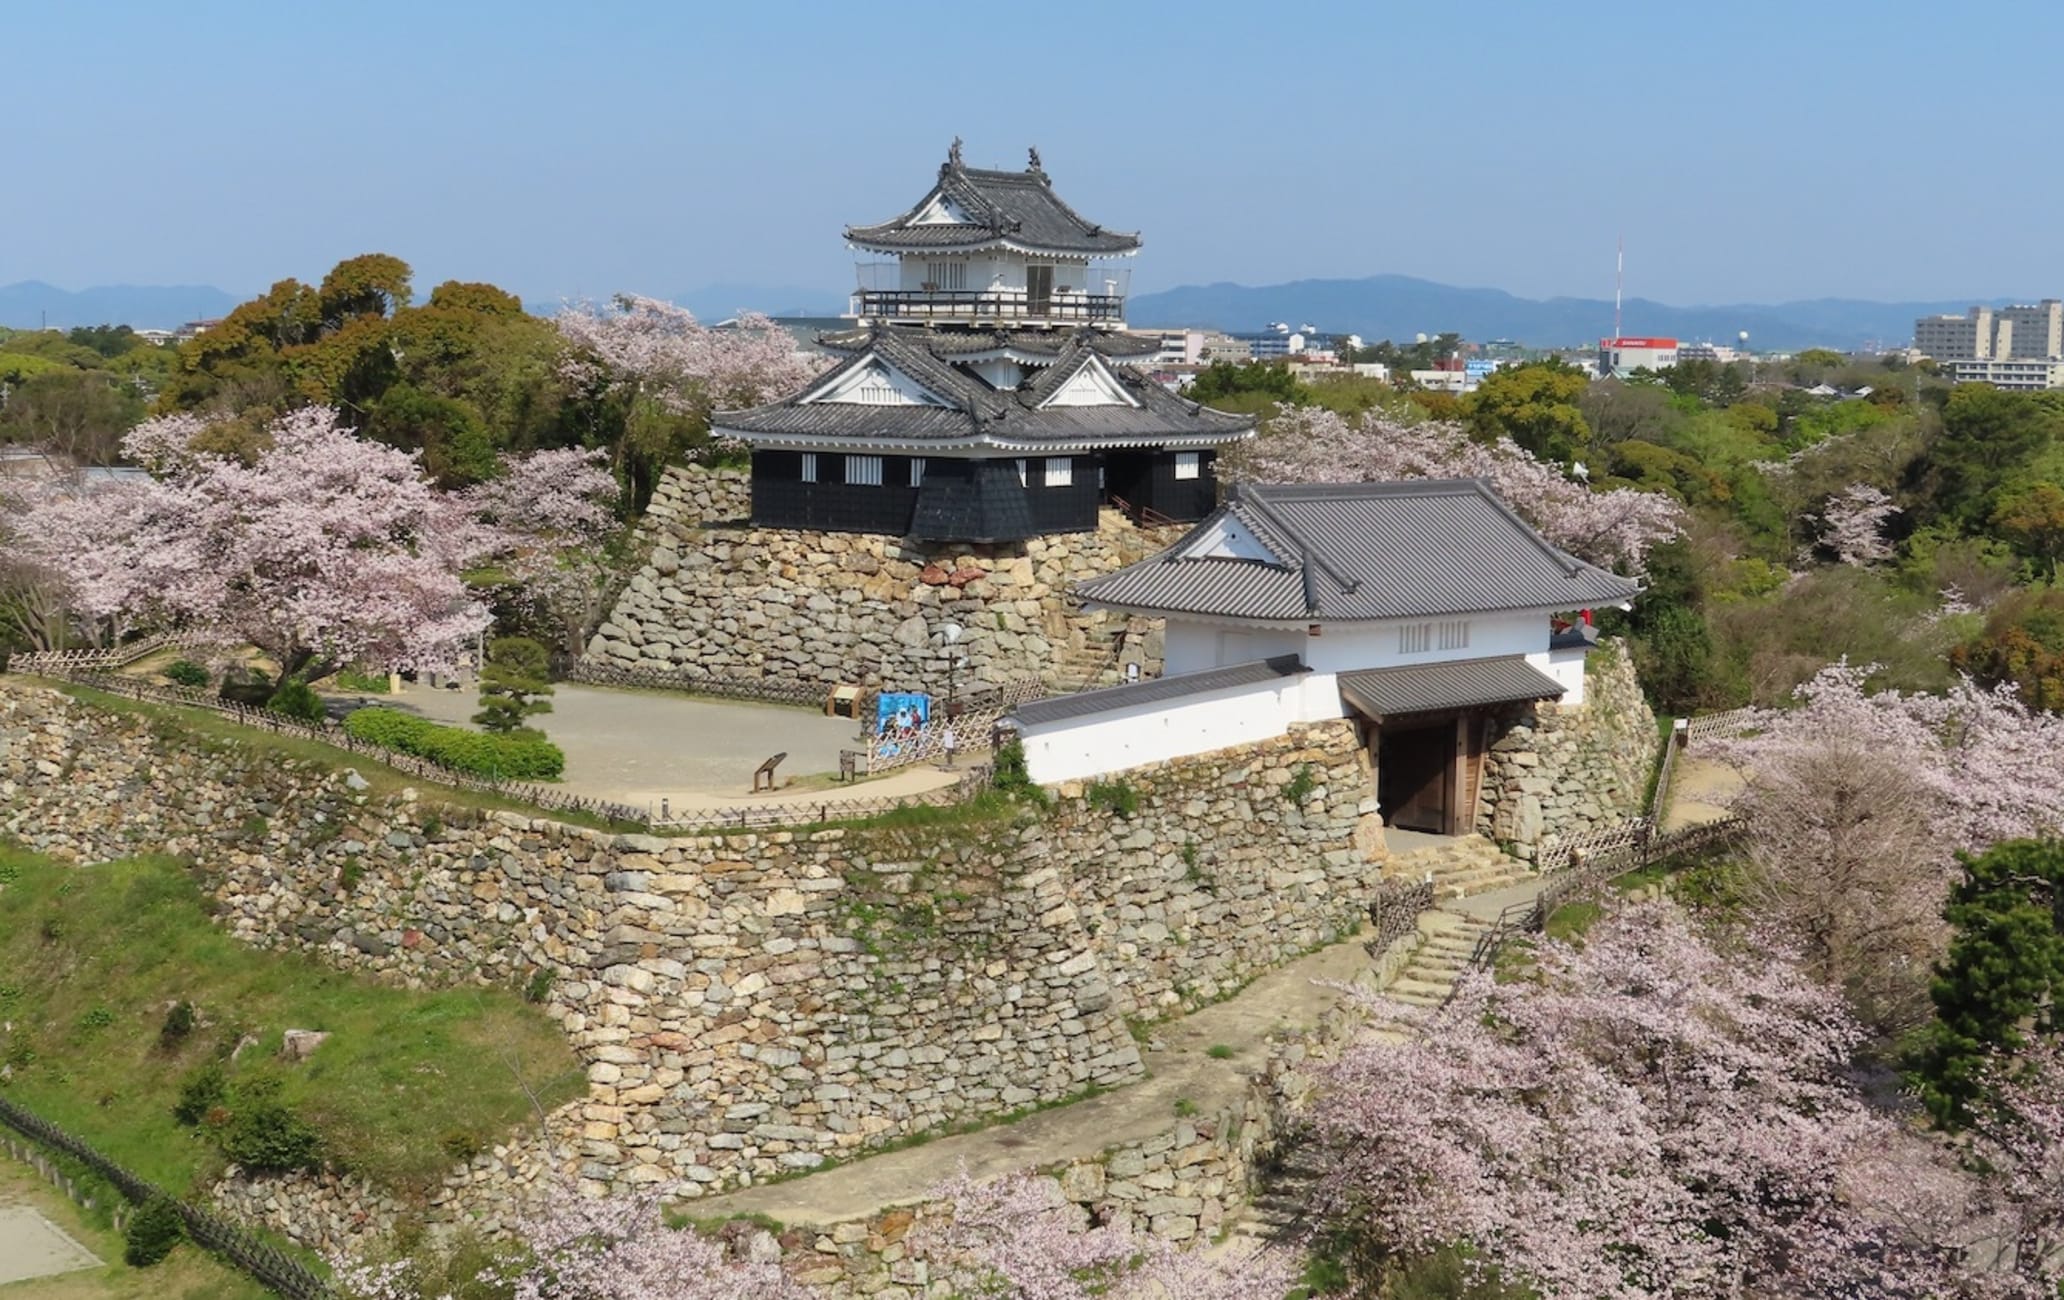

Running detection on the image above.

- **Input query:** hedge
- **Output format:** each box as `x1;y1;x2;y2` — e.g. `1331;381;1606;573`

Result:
342;707;564;780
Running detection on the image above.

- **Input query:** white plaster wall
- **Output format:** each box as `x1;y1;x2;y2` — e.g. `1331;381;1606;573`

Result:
1162;621;1302;676
1541;645;1590;705
1020;678;1301;784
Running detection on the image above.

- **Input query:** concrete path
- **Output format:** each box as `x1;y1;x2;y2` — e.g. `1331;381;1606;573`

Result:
355;682;963;810
683;932;1380;1230
1664;752;1743;831
0;1204;101;1285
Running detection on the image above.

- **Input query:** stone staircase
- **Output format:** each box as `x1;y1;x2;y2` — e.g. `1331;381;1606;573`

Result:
1228;1135;1331;1247
1380;911;1493;1012
1390;832;1538;901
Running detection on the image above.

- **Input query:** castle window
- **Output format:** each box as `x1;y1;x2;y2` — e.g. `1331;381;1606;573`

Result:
925;261;967;292
1174;451;1201;480
845;455;884;486
909;457;926;487
1438;620;1471;651
1398;623;1433;654
1016;459;1028;487
1045;457;1073;487
800;453;818;483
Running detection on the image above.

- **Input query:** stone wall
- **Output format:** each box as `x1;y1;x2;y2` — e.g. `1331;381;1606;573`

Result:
1478;638;1658;859
0;685;1379;1213
587;465;1180;692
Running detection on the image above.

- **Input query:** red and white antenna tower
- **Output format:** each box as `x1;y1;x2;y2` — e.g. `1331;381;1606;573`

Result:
1614;234;1624;339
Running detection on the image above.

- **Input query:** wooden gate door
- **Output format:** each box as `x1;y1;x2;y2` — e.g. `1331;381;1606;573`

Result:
1026;265;1053;317
1379;720;1454;834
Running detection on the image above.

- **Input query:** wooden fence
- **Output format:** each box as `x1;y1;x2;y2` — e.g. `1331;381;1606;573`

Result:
1683;706;1761;745
647;765;995;833
1;631;203;676
1457;813;1749;987
1366;876;1437;958
47;670;653;826
38;668;1000;835
0;1094;340;1300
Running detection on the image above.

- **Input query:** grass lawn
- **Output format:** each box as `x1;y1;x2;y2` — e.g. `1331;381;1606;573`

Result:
0;1160;269;1300
0;846;583;1199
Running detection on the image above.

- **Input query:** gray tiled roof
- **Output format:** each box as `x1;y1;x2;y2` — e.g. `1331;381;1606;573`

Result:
1011;655;1308;727
1077;479;1642;622
846;150;1142;256
715;327;1252;451
1337;656;1566;720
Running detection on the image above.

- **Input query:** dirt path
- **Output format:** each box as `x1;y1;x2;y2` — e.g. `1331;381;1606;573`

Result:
1664;752;1743;830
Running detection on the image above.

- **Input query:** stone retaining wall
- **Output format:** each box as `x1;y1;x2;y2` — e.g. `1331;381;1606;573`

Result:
769;932;1411;1297
1479;639;1657;859
586;465;1178;693
0;685;1378;1220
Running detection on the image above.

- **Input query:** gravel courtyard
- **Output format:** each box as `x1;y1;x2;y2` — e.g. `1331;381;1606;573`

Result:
360;681;958;810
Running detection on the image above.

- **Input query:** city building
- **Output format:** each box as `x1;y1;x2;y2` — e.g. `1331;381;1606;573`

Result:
1914;301;2064;388
1946;358;2064;392
1597;337;1679;376
714;142;1255;542
1016;478;1639;831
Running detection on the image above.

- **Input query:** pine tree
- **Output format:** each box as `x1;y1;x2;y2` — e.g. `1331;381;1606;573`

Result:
1910;838;2064;1127
473;635;554;736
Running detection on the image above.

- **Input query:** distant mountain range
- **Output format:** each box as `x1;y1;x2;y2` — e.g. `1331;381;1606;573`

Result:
2;274;2015;352
0;281;243;331
1127;275;2007;352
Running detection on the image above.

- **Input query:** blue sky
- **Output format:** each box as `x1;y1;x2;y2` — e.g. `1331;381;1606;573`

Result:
8;1;2063;308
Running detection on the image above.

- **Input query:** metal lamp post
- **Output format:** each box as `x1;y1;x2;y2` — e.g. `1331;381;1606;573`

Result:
938;621;964;720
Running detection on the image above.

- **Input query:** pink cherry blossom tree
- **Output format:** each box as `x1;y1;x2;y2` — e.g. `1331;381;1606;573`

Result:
1;409;619;685
1715;660;2064;868
1819;482;1900;566
1236;406;1681;576
909;1168;1296;1300
554;295;824;420
1307;905;1972;1299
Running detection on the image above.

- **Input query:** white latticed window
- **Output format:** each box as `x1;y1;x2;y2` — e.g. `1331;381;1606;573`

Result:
1438;620;1471;651
1398;623;1433;654
909;457;926;487
853;372;897;405
800;452;818;483
1016;459;1028;487
1174;451;1201;480
845;455;884;486
925;261;967;291
1045;457;1073;487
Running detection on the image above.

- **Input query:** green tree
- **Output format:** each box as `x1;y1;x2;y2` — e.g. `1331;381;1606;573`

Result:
1465;360;1592;462
318;252;414;324
1909;838;2064;1127
1186;359;1310;406
1993;481;2064;580
366;384;497;486
474;635;555;735
1929;384;2061;522
64;324;140;358
0;368;144;463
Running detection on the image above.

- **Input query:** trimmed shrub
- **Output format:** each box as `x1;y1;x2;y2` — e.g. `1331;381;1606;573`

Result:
220;1097;322;1171
123;1194;184;1267
267;679;327;723
342;707;564;780
172;1062;226;1125
159;1000;197;1050
163;659;210;689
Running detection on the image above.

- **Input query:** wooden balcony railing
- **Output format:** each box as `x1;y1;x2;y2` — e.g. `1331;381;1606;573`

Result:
855;289;1126;325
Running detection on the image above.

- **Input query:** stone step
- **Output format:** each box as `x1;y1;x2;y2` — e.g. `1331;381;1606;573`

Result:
1383;985;1451;1008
